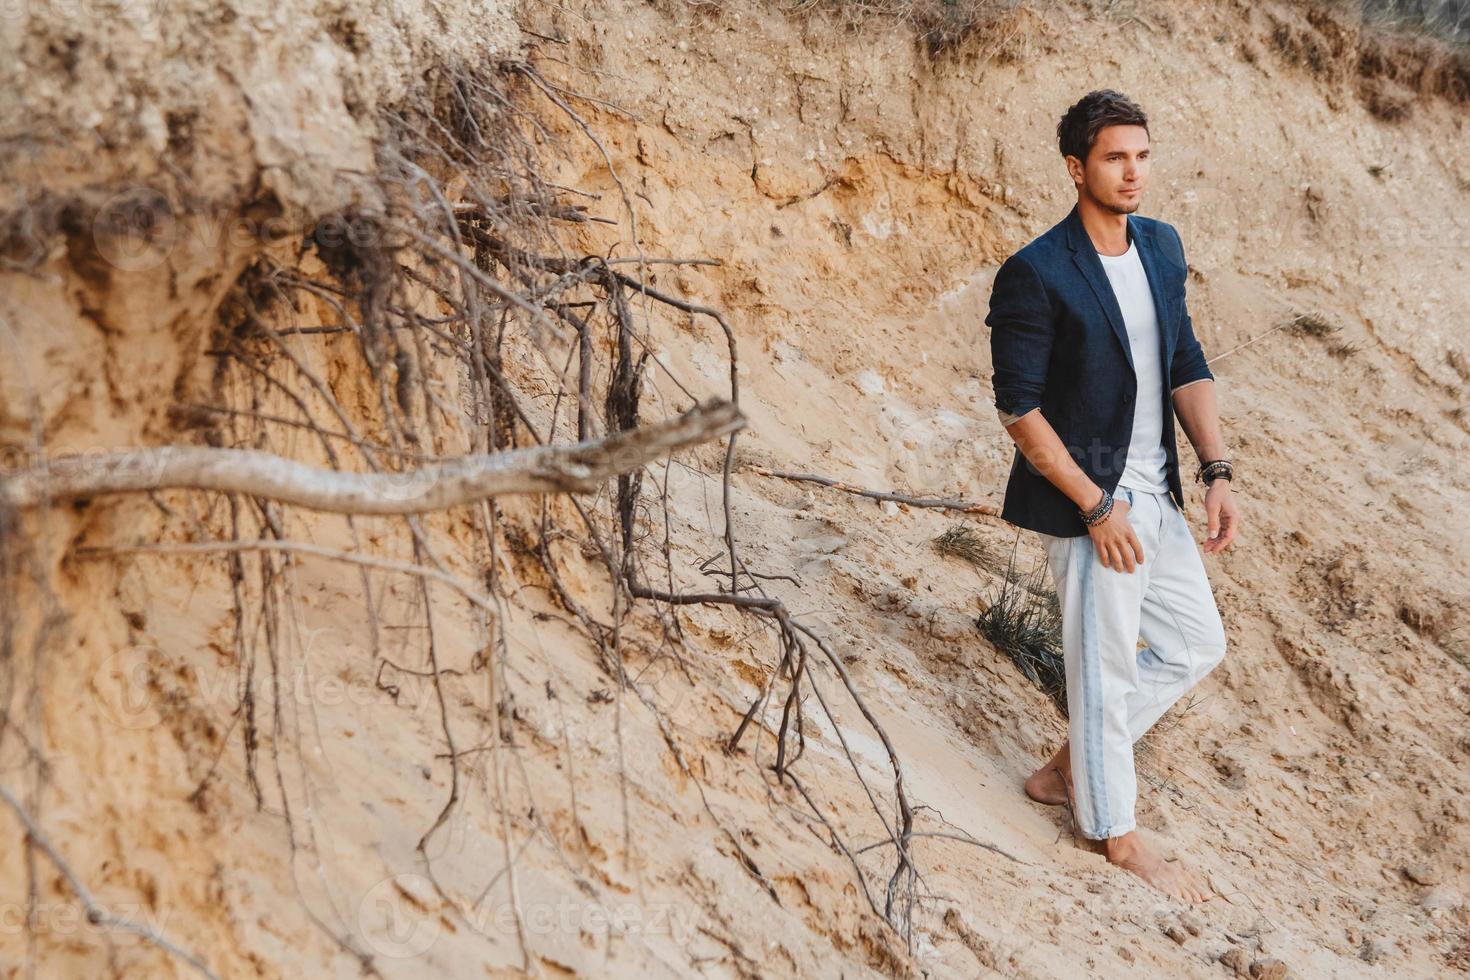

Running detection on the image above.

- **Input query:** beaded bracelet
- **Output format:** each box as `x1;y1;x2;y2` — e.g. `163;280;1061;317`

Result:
1078;487;1114;526
1196;458;1234;485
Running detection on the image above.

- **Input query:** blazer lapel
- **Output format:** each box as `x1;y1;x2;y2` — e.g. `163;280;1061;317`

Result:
1129;216;1177;371
1065;205;1134;375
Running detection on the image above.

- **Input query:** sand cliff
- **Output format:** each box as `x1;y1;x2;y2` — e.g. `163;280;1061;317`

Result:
1;1;1467;976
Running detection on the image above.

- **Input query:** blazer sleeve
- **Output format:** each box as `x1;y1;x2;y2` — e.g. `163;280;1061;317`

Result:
986;252;1054;426
1166;224;1215;394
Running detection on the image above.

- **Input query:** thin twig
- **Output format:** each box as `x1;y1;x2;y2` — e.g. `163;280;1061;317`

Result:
747;465;1003;515
0;784;221;979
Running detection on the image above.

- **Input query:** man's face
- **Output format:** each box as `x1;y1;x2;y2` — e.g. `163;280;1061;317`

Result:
1070;124;1150;214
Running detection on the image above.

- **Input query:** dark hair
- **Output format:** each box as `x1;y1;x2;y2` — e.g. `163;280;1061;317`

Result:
1057;90;1149;163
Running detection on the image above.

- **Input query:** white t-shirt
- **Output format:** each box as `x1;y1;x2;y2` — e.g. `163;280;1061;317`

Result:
1096;237;1170;494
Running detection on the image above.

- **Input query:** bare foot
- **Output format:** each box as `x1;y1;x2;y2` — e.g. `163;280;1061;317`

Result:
1024;742;1075;806
1023;764;1074;805
1105;831;1212;904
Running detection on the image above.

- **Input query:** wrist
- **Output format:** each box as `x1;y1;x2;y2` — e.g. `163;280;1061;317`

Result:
1077;485;1113;526
1196;458;1233;485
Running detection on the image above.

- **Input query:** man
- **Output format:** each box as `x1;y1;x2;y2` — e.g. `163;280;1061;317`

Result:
985;89;1239;904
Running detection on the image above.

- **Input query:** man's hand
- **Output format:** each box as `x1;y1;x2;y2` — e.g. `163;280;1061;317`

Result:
1089;494;1145;573
1202;480;1238;554
1172;380;1237;555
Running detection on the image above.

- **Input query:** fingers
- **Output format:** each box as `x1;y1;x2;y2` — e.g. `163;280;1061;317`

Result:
1118;539;1137;574
1204;507;1239;553
1098;535;1138;573
1219;511;1239;550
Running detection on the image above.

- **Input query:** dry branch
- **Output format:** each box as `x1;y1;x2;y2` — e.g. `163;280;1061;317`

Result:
2;399;742;514
746;465;1003;515
0;784;221;979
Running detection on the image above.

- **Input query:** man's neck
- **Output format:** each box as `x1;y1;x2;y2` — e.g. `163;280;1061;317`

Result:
1078;196;1131;256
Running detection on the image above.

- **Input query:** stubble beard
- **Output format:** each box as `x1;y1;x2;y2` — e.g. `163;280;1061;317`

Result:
1101;194;1141;215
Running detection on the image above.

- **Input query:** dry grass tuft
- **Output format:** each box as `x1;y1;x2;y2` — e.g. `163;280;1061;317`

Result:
1266;2;1470;119
974;549;1066;717
801;0;1040;58
1287;310;1342;338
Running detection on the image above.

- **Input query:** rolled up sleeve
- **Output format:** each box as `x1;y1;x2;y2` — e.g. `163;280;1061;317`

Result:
986;253;1054;426
1170;306;1214;393
996;405;1037;426
1166;226;1215;394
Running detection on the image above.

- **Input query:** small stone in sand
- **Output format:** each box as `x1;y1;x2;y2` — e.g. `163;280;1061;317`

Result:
1219;947;1250;976
1249;958;1289;980
1402;863;1441;886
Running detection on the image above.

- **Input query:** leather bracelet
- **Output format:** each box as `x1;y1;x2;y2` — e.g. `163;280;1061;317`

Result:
1196;458;1233;484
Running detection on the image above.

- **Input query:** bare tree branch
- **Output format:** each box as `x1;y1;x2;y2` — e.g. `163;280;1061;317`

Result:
2;399;742;514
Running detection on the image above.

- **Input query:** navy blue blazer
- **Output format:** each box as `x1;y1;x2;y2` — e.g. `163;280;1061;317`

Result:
985;203;1214;538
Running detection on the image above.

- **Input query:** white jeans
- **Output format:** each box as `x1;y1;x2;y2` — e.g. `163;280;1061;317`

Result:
1035;484;1228;839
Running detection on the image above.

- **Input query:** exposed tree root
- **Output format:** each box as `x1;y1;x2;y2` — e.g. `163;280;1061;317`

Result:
0;49;944;973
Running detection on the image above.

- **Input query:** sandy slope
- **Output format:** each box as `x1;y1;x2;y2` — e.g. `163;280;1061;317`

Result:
1;0;1468;977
